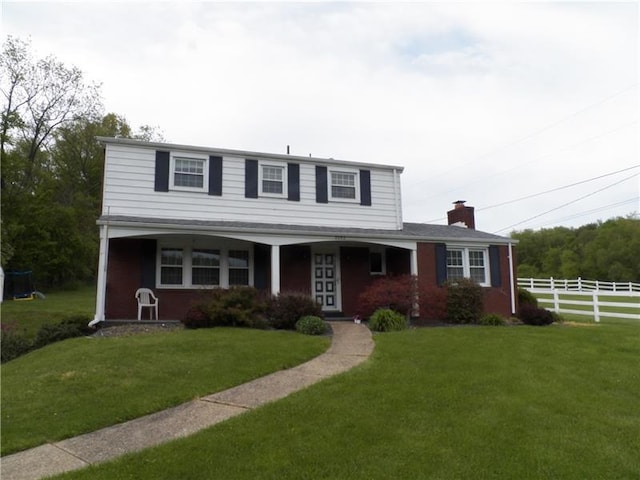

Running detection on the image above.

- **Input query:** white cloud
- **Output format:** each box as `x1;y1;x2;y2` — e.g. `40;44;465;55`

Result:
2;1;637;233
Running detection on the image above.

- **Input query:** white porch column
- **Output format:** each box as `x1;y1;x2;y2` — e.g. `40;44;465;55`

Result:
91;225;109;326
410;248;418;276
271;244;281;296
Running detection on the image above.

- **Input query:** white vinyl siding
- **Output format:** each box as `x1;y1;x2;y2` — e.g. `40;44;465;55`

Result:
102;144;402;230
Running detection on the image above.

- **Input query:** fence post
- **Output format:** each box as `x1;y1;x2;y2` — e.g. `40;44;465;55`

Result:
578;277;582;291
592;291;600;322
553;290;560;313
550;277;555;290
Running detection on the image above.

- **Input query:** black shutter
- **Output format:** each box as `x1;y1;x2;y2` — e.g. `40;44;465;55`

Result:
435;243;447;286
360;169;371;206
245;159;258;198
287;163;300;201
154;151;170;192
489;245;502;287
316;166;328;203
140;239;157;288
208;156;222;196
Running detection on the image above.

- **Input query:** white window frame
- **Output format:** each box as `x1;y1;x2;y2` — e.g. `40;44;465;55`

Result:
446;246;490;287
169;152;209;192
328;168;360;203
259;161;287;198
156;240;253;289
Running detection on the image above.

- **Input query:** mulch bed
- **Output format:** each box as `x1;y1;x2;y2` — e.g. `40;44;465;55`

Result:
92;323;184;338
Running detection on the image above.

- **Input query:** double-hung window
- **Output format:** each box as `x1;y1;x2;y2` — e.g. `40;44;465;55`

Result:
170;155;208;192
329;169;359;201
446;247;489;286
157;244;252;288
259;163;286;197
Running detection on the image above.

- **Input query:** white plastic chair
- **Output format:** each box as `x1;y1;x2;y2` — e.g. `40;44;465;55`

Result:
135;288;159;320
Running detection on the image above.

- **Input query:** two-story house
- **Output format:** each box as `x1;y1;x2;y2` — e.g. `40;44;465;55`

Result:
91;137;517;325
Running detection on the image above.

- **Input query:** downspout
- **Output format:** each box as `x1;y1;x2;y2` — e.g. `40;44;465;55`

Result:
508;241;516;315
89;209;110;327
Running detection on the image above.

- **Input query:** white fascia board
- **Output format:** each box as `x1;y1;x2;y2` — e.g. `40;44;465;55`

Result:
97;136;405;173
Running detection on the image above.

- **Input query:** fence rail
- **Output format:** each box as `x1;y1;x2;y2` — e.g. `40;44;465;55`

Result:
518;277;640;322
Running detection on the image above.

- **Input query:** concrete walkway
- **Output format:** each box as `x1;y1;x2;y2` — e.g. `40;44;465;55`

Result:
1;322;373;480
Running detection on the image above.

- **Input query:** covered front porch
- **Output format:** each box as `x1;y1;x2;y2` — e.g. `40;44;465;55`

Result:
92;218;419;324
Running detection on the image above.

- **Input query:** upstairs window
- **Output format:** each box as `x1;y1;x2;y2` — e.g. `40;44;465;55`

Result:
170;155;208;192
259;163;287;197
329;169;359;201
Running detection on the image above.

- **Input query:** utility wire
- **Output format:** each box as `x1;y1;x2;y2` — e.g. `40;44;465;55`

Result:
492;173;639;234
405;83;638;190
422;164;640;223
523;197;639;229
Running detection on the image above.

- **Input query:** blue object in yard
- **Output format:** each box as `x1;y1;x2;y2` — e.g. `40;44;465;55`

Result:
3;270;45;300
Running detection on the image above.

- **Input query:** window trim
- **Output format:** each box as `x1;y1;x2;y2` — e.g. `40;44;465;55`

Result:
258;161;288;198
328;167;360;203
156;241;253;289
169;152;209;192
445;246;490;286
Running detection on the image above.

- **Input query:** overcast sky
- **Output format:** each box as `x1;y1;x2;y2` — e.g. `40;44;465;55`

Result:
2;1;638;235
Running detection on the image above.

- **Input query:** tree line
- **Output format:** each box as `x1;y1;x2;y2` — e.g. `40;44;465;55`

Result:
2;35;638;290
512;216;640;282
1;36;161;289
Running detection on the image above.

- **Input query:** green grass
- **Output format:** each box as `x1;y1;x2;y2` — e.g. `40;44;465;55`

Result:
1;285;95;338
55;323;639;479
0;328;329;455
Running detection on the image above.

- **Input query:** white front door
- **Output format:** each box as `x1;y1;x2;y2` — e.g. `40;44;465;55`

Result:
312;249;341;312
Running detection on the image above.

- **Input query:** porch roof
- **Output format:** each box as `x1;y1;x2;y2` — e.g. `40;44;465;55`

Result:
98;215;516;245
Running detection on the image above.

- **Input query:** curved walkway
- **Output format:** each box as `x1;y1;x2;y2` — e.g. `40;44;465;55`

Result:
1;322;373;480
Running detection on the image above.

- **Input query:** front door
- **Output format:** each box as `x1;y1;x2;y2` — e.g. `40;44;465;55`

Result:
312;248;341;312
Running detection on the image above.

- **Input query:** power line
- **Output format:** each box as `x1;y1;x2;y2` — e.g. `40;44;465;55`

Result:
492;173;639;234
476;164;640;212
523;197;639;229
422;164;640;223
405;83;639;191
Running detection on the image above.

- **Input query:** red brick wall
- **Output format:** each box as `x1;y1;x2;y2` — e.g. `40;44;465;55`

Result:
340;247;372;317
416;242;516;319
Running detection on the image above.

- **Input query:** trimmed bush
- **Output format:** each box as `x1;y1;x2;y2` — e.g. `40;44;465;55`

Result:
266;292;323;330
417;284;448;322
518;288;538;308
295;316;327;335
368;308;407;332
1;325;31;363
32;315;92;349
182;287;268;329
518;305;555;326
445;278;484;324
478;313;506;326
357;275;416;319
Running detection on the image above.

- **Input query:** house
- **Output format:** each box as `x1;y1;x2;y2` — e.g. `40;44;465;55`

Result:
91;137;517;325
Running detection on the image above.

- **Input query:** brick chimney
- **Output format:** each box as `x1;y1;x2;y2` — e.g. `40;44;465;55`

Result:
447;200;475;229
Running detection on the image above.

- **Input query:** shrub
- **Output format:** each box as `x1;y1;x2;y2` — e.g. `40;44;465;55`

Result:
445;278;484;324
368;308;407;332
1;324;31;363
518;288;538;308
518;305;555;326
32;318;89;350
182;305;210;329
182;287;268;329
478;313;506;326
417;284;448;322
295;316;327;335
357;275;416;319
266;292;323;330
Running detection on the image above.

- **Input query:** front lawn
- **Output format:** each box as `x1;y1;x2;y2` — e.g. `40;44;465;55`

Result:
1;328;329;455
56;323;639;479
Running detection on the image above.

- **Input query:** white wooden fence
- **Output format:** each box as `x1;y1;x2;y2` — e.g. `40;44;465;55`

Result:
518;277;640;322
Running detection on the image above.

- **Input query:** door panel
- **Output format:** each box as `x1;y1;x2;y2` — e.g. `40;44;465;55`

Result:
312;249;341;311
